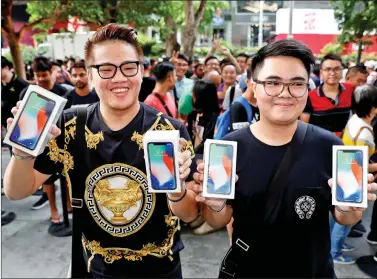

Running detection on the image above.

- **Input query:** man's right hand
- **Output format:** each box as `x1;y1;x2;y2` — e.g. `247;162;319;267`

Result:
192;162;228;211
7;101;61;157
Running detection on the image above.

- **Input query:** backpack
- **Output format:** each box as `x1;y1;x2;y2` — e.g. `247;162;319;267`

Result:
214;96;253;140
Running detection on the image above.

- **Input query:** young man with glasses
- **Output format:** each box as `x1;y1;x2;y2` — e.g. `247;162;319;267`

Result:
300;54;354;137
3;24;197;278
175;40;377;278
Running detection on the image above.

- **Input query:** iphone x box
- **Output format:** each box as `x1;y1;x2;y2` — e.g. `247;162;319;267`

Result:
143;130;182;193
332;146;369;208
3;85;67;157
203;139;237;199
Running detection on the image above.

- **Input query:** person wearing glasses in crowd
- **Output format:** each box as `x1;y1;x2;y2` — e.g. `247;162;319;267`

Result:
174;40;377;278
3;24;197;278
300;54;354;137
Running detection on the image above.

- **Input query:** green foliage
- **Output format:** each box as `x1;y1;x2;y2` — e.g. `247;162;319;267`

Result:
151;44;165;57
331;0;377;44
198;1;230;33
193;47;210;58
320;42;343;55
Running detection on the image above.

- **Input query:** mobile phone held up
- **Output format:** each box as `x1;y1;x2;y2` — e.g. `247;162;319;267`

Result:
3;85;67;157
332;146;368;208
143;130;182;193
203;139;237;200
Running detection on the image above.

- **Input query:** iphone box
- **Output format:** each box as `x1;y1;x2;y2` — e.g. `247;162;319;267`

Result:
143;130;182;193
332;145;369;208
3;85;67;157
203;139;237;200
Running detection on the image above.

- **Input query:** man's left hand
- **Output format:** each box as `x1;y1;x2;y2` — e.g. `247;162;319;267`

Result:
328;173;377;212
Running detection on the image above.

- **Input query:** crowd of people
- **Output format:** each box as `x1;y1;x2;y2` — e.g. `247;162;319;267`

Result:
2;22;377;278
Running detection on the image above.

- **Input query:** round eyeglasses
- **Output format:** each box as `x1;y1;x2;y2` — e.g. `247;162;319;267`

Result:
89;61;140;79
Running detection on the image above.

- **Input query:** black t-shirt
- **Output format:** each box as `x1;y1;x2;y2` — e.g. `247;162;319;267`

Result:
139;76;156;102
1;74;29;126
223;124;342;278
65;88;99;108
33;103;195;277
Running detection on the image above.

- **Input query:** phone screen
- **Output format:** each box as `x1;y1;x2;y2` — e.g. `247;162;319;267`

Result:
207;143;233;195
147;142;177;190
336;150;363;203
9;92;55;150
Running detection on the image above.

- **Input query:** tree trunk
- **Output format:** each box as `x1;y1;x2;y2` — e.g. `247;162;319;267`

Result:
8;34;25;79
182;0;207;59
165;17;178;56
356;37;363;65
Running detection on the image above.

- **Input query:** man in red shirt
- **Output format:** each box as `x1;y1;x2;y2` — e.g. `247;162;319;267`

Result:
144;62;178;118
300;54;354;137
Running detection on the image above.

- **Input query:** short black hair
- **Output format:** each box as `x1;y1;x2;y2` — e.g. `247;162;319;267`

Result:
31;56;52;72
251;39;315;80
346;66;368;78
320;54;343;68
237;53;249;60
153;62;175;83
312;64;320;76
51;61;61;68
204;56;219;66
194;63;203;71
68;57;75;63
1;56;13;69
220;58;230;69
71;61;87;72
177;54;189;63
353;85;377;118
247;67;252;80
192;80;220;114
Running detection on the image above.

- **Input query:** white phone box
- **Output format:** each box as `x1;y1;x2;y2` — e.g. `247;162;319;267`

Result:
203;139;237;199
332;145;369;208
3;85;67;157
143;130;182;193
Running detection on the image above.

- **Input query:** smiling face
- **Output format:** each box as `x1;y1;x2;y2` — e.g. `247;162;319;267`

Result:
320;59;343;86
89;40;143;112
221;64;237;85
253;56;309;125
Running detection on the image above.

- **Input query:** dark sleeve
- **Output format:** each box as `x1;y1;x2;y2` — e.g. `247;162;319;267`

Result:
230;102;248;126
33;115;65;176
19;87;27;100
303;97;313;114
179;124;197;182
64;91;73;109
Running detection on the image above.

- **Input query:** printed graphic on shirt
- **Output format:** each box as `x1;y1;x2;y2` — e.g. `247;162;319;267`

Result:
294;195;316;220
85;163;155;237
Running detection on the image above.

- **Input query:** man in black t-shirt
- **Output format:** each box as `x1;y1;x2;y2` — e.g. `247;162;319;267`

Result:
139;57;156;102
3;24;197;278
65;62;99;108
19;56;69;225
184;40;377;278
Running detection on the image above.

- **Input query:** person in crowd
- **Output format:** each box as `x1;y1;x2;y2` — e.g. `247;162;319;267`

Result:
1;56;28;132
330;85;377;264
139;57;156;102
4;23;196;278
311;64;321;88
300;54;354;137
236;53;249;74
203;56;221;76
169;52;194;102
364;60;377;85
190;63;204;81
217;63;238;108
51;62;74;91
18;56;69;228
65;62;99;108
178;39;377;278
345;66;368;87
144;62;178;118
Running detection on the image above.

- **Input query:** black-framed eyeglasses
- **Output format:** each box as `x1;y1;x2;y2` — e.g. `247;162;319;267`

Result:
89;61;140;79
254;80;309;98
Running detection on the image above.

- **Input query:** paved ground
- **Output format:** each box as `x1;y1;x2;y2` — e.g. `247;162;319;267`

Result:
1;150;376;278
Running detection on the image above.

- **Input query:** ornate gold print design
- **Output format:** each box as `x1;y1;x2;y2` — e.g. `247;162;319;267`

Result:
181;140;195;159
131;131;144;150
94;178;143;224
86;128;104;149
82;211;180;273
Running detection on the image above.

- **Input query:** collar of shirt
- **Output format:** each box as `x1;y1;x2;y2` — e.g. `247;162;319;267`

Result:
316;83;345;106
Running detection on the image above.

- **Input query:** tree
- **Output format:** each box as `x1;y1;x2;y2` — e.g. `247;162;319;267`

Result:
1;0;72;79
331;0;377;64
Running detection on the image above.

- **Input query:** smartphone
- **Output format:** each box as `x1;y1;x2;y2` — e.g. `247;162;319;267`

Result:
336;150;364;203
147;142;177;191
9;91;55;151
207;143;233;195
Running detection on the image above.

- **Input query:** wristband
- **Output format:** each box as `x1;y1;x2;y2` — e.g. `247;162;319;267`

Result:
335;205;353;214
207;201;227;213
167;188;187;203
12;150;35;161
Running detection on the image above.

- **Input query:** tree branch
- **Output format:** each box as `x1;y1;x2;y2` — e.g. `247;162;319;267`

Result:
194;0;207;22
18;0;72;37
